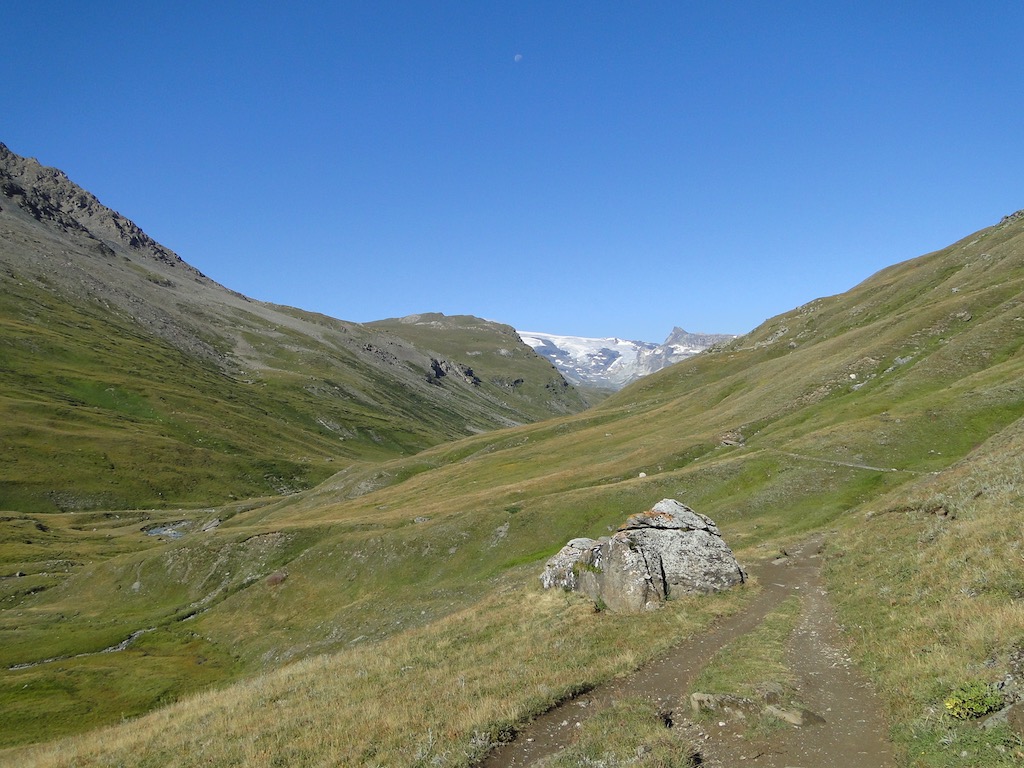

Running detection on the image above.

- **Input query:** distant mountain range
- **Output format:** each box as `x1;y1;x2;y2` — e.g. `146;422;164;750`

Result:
518;328;736;390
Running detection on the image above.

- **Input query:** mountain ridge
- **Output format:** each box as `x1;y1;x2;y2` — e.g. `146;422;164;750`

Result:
0;142;586;512
518;326;735;390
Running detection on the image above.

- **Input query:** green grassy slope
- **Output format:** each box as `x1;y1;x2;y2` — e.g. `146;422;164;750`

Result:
369;312;586;416
825;413;1024;765
3;210;1024;765
0;272;583;513
0;144;586;513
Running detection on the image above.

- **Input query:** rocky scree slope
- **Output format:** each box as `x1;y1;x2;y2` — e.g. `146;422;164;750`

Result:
0;142;586;511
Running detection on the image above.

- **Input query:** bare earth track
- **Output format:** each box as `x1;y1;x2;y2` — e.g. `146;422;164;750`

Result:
479;537;895;767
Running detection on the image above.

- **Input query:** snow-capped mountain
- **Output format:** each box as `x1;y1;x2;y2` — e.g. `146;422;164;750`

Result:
517;327;736;390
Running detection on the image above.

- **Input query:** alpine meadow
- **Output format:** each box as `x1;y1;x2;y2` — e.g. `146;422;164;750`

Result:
3;144;1024;767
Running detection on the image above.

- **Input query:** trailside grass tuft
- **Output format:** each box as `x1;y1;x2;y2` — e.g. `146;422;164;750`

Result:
538;696;700;767
689;595;803;703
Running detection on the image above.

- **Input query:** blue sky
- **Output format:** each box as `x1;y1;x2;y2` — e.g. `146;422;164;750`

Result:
5;2;1023;341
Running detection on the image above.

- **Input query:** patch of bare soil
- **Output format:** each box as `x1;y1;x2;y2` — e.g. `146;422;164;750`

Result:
478;537;895;768
694;540;895;768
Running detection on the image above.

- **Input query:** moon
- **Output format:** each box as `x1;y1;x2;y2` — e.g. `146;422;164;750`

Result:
514;53;523;63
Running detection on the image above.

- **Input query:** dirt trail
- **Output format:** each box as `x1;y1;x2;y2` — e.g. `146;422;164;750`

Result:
478;537;894;768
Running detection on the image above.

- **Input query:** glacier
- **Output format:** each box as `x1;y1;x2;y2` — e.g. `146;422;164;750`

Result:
517;327;735;391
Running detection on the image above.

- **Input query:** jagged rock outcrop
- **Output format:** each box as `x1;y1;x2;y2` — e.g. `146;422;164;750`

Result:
0;142;201;274
427;358;481;386
540;499;745;612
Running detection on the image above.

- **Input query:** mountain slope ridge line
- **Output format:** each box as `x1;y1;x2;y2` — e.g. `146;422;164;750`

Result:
0;143;588;512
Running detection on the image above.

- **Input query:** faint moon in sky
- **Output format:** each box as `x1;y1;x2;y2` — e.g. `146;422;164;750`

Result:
514;53;523;63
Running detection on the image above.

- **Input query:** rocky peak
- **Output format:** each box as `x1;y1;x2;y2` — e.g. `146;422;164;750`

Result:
664;327;735;349
0;142;204;278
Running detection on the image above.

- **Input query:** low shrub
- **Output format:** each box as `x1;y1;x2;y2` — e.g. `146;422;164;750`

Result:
943;681;1003;720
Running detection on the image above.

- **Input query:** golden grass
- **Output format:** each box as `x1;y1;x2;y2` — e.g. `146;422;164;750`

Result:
4;572;751;768
826;417;1024;764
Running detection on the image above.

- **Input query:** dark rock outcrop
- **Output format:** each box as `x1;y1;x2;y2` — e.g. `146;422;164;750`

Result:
540;499;745;612
427;358;482;386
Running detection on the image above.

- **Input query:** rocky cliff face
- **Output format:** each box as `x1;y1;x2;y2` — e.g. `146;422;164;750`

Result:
0;143;199;274
541;499;746;612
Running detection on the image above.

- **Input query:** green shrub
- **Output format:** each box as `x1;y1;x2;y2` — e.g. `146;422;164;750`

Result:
943;681;1003;720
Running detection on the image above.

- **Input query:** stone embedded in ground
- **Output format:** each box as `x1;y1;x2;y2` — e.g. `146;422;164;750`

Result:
539;499;745;612
690;692;759;720
691;690;826;728
764;704;827;727
982;701;1024;737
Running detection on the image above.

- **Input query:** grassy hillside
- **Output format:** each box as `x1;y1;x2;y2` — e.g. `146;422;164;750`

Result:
369;312;586;416
3;210;1024;766
0;275;584;512
827;412;1024;765
0;144;586;513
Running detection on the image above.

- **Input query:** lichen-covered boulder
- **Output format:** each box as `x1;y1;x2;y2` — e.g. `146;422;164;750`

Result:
540;499;745;612
539;537;602;591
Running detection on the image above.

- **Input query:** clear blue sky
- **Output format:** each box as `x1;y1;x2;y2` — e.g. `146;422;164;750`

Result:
5;2;1023;341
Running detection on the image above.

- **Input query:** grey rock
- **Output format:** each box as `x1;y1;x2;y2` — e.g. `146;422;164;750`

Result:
540;499;745;612
982;701;1024;736
765;704;826;727
622;498;720;535
579;532;663;612
692;690;825;728
539;537;602;591
690;692;759;719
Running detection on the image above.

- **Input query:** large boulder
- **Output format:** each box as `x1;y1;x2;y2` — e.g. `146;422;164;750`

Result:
540;499;745;612
539;537;602;591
